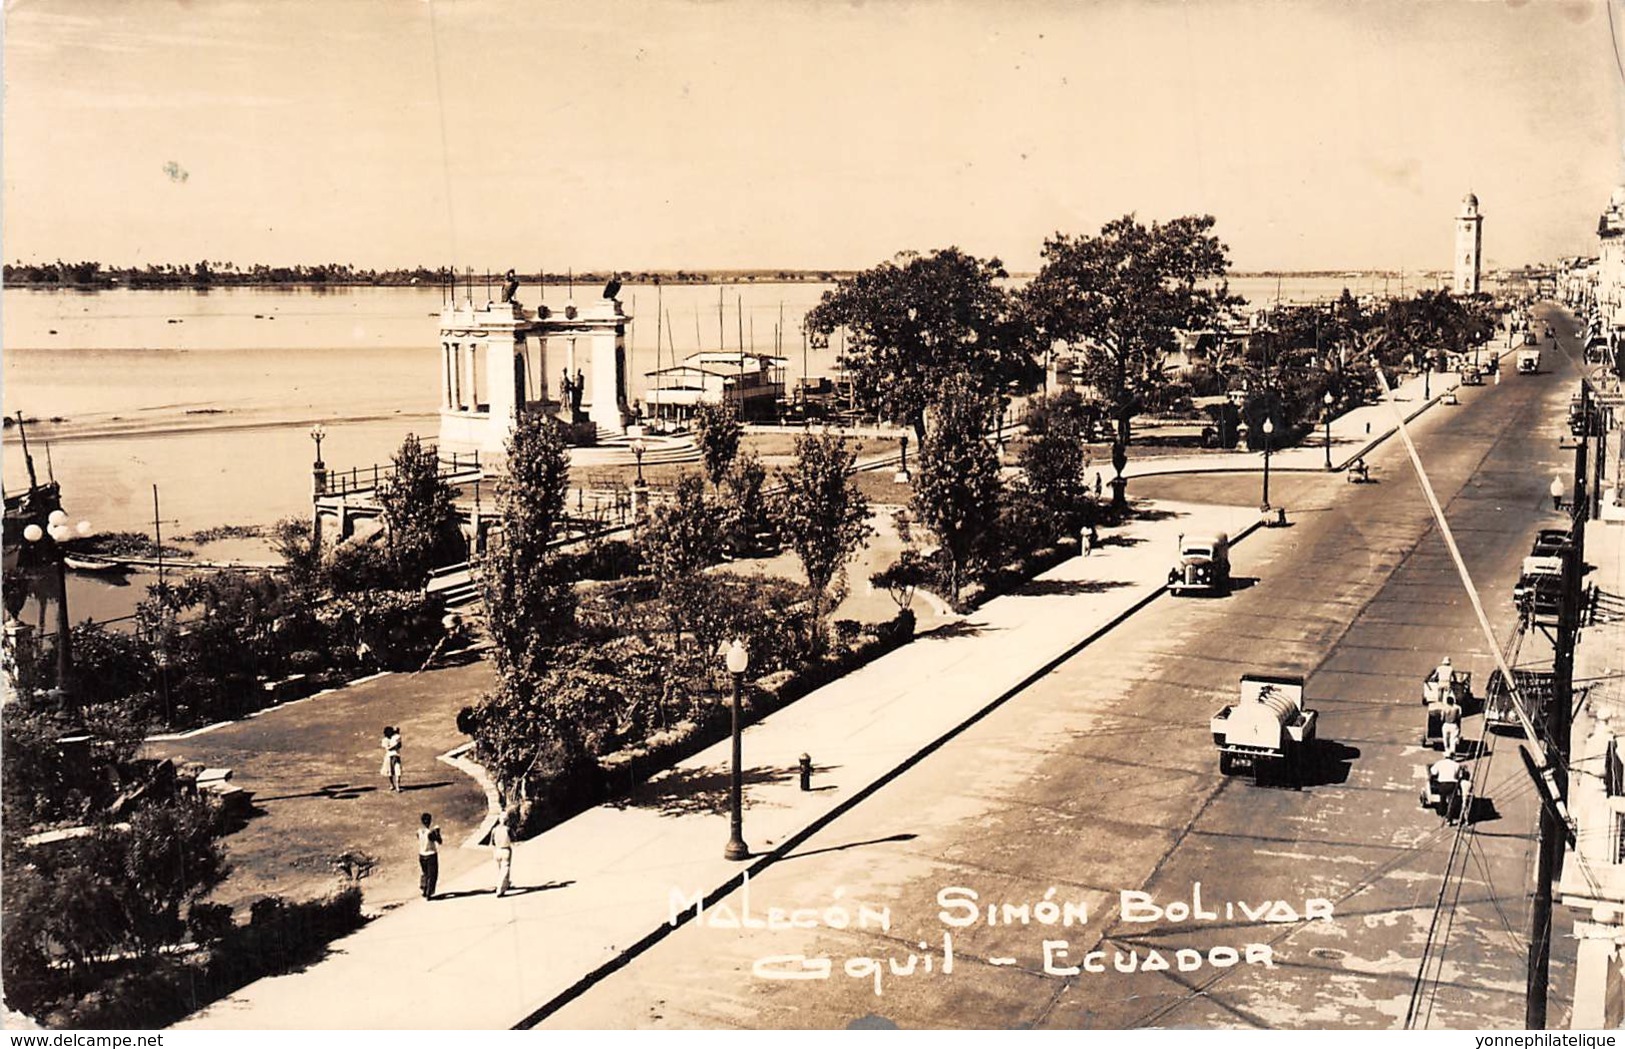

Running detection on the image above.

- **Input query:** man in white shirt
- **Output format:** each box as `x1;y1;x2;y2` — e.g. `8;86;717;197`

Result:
491;819;514;897
418;812;443;900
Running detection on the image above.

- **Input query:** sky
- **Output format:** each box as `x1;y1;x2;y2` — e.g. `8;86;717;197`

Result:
2;0;1622;273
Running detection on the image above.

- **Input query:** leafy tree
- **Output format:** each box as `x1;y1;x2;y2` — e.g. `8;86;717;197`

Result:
639;474;724;651
870;549;928;613
466;672;597;833
324;539;396;595
1023;214;1238;512
772;433;873;648
272;516;324;594
1;696;148;831
913;375;1003;607
720;450;774;556
3;794;227;1006
378;434;460;588
691;402;743;492
481;410;576;686
1016;411;1093;542
803;248;1031;441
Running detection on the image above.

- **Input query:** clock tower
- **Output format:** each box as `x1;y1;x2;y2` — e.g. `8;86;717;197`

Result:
1455;193;1483;295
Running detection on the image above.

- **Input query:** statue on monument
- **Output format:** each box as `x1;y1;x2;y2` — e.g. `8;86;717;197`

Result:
501;269;520;305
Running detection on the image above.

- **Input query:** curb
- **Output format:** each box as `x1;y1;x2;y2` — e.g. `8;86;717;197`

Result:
514;506;1268;1028
438;740;504;850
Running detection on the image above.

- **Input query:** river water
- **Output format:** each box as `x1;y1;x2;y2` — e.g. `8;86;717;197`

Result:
2;273;1461;532
2;273;1475;629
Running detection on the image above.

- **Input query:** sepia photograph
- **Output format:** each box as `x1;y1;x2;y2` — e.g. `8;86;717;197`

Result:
3;0;1625;1034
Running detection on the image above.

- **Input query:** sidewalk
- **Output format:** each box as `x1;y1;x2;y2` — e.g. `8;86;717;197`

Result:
176;498;1263;1030
1556;420;1625;1028
1124;370;1464;480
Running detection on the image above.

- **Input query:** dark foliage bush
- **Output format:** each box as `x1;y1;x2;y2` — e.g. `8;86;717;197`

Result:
24;889;366;1029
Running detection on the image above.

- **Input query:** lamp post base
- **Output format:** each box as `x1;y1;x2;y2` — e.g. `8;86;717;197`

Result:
724;836;751;861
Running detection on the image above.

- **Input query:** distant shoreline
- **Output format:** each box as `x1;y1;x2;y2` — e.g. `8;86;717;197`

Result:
2;265;1541;291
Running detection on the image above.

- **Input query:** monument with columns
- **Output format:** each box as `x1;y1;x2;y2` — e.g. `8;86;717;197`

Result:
437;279;632;457
1454;192;1483;296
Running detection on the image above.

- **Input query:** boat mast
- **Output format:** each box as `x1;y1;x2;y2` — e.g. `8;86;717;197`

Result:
153;484;164;595
15;413;38;490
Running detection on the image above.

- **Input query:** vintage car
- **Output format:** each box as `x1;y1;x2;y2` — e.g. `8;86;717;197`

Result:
1168;532;1230;596
1530;526;1574;565
1517;348;1542;374
1211;674;1318;784
1569;394;1593;436
1513;570;1563;619
1459;364;1484;386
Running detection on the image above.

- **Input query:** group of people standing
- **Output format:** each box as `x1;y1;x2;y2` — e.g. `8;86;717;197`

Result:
383;725;515;901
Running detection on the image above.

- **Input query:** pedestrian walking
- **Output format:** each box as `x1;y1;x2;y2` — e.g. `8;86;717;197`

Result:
1427;756;1471;824
381;726;403;793
1082;525;1098;556
491;818;513;897
1440;693;1463;756
1093;472;1103;500
417;812;443;900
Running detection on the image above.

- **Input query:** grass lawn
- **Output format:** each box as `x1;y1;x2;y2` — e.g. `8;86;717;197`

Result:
143;659;496;915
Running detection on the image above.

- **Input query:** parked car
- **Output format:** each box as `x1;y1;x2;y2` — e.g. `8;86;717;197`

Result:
1513;571;1563;619
1530;526;1574;562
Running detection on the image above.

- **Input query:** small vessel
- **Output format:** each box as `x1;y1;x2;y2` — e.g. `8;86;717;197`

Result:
63;555;128;574
2;415;62;572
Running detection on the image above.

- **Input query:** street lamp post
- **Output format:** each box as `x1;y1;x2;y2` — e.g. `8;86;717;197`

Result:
895;434;911;484
630;434;647;488
309;423;327;496
23;510;90;703
1260;418;1276;511
1423;359;1432;401
723;639;751;861
629;431;648;519
1323;390;1335;470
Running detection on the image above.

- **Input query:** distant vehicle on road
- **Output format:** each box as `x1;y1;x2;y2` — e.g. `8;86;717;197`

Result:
1459;364;1484;386
1569;393;1594;436
1168;532;1230;596
1211;673;1317;784
1517;348;1541;374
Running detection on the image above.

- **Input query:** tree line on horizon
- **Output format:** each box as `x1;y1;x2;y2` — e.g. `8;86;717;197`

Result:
0;260;847;288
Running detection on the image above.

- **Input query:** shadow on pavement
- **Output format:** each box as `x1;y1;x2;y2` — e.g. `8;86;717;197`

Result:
1015;578;1134;598
1305;739;1360;787
441;880;575;901
1127;506;1189;522
780;832;918;862
922;619;999;640
612;762;805;817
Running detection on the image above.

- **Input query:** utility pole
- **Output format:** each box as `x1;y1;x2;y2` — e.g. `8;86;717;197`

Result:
1526;400;1590;1029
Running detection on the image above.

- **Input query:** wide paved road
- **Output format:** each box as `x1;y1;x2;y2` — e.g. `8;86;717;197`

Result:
543;314;1585;1030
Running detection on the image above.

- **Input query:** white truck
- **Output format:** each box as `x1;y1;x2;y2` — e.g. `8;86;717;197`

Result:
1211;674;1318;784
